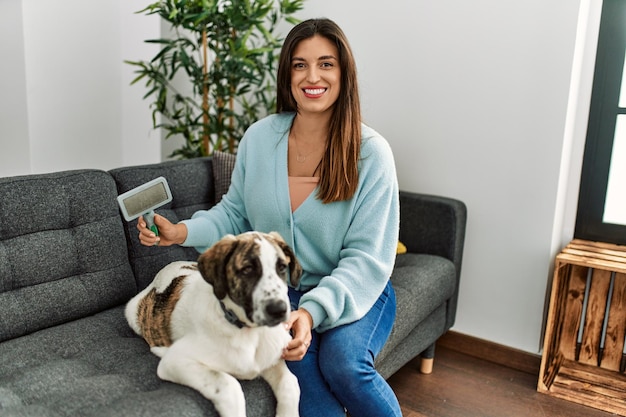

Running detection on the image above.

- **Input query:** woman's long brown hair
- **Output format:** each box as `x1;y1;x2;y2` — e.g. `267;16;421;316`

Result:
276;18;361;203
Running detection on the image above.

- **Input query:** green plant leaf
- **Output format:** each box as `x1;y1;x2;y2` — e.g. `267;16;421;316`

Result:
128;0;305;157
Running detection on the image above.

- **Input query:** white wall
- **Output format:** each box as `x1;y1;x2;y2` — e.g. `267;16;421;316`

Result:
0;0;160;177
0;0;603;354
0;0;30;175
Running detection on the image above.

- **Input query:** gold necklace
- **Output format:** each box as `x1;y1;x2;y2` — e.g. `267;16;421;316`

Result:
293;132;317;163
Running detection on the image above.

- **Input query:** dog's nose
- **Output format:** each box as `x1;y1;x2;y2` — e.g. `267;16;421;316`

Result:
265;300;288;320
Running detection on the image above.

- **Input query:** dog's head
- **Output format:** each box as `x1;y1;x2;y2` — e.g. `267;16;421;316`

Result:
197;231;302;327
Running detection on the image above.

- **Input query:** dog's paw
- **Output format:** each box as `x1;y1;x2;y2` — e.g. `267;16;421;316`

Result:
150;346;168;358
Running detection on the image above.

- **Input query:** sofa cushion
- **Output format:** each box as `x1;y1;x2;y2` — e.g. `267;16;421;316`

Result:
380;253;456;358
0;170;136;342
0;306;277;416
212;151;237;203
110;158;216;291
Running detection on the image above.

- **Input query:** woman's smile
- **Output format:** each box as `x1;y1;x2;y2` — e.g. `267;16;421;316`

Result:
303;87;327;98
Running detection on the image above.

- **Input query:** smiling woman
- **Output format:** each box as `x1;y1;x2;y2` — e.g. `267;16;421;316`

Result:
135;17;403;417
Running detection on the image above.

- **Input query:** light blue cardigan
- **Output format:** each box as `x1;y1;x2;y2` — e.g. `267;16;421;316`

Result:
182;112;399;332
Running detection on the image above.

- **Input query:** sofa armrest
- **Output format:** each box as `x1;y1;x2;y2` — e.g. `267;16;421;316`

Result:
398;191;467;326
399;191;467;270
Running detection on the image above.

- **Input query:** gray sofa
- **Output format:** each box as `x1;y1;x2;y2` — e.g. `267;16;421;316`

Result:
0;156;466;416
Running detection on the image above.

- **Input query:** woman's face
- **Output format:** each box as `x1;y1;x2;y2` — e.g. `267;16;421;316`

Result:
290;35;341;118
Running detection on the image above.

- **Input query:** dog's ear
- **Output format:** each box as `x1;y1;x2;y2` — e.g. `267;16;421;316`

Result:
268;232;302;287
197;234;238;299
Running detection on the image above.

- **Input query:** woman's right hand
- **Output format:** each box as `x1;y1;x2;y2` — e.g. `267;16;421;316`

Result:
137;214;187;247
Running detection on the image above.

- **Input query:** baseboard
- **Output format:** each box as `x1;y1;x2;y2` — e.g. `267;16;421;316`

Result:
438;331;541;376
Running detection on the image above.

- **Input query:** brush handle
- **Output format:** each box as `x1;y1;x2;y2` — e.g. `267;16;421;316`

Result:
144;210;158;236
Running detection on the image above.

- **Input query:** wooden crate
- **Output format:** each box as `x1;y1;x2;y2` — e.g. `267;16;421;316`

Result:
538;239;626;415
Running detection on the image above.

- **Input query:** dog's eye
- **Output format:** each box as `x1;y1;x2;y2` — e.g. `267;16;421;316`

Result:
276;260;287;275
239;265;254;276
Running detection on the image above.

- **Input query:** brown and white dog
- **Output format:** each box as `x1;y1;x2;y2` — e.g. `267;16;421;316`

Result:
125;231;302;417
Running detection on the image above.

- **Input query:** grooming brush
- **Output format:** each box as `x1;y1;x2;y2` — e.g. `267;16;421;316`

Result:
117;176;172;236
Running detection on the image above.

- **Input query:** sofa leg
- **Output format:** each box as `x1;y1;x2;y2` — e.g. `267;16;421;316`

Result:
420;357;434;374
420;343;436;374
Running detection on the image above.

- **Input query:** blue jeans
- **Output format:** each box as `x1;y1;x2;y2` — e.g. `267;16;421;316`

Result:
286;280;402;417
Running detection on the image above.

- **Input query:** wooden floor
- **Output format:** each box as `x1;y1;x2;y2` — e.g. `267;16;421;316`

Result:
388;345;618;417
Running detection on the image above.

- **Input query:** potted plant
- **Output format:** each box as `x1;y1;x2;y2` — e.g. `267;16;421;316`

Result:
127;0;304;158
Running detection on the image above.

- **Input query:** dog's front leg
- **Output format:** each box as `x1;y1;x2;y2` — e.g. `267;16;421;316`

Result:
262;362;300;417
157;352;247;417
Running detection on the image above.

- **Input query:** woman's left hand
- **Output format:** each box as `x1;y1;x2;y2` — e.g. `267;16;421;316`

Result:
282;308;313;361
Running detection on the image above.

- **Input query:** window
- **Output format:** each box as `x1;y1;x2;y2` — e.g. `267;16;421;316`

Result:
575;0;626;245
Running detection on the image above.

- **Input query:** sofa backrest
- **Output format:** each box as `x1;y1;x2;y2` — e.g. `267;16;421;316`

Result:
0;170;137;342
109;157;217;291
